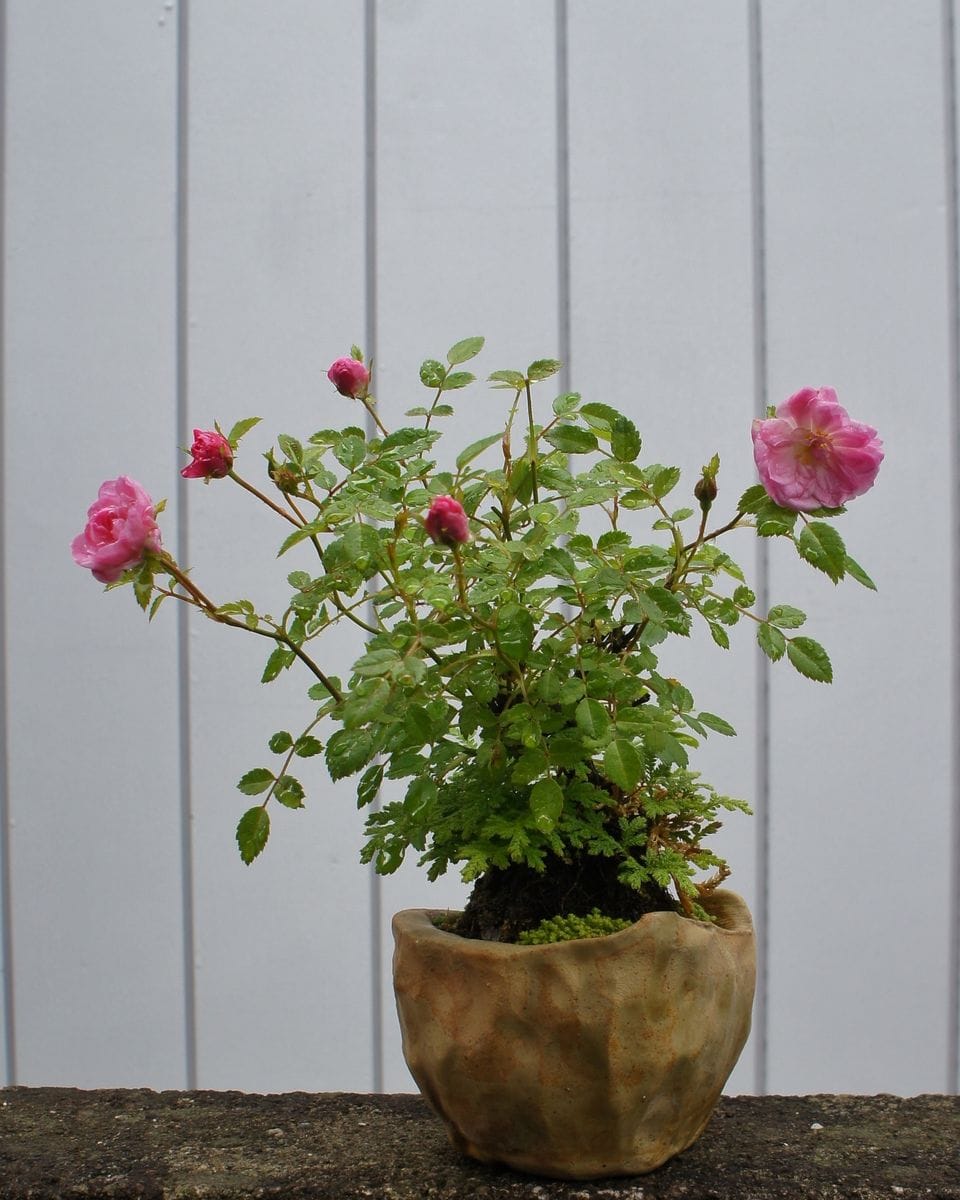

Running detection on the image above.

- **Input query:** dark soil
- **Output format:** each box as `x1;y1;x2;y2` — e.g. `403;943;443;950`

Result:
453;850;677;942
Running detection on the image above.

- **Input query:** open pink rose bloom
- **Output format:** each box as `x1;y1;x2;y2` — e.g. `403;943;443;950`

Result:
71;475;162;584
751;387;883;512
424;495;470;546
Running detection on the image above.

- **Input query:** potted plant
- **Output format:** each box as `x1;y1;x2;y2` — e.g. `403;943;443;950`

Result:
72;340;883;1179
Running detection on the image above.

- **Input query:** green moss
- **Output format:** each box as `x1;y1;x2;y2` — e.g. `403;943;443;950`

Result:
518;908;634;945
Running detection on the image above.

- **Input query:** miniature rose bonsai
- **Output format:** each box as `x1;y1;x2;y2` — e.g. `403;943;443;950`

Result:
73;340;882;940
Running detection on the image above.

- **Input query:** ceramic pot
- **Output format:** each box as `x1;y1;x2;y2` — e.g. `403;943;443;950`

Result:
392;889;755;1180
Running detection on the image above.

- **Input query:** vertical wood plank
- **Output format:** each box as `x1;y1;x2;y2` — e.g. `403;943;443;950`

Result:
762;0;954;1092
4;1;185;1085
374;0;560;1091
566;0;760;1092
185;1;372;1090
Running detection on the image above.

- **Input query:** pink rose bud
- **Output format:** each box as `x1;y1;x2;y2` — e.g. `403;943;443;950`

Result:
424;495;470;546
327;356;370;399
181;428;234;480
751;387;883;512
71;476;163;584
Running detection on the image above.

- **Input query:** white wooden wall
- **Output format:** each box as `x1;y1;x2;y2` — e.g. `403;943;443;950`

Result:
1;0;958;1096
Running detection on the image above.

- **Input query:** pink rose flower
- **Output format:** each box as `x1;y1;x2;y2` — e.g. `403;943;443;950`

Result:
71;476;162;583
424;495;470;546
181;428;234;479
751;387;883;512
327;356;370;399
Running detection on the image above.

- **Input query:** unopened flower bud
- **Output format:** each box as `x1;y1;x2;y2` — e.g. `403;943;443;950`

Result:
327;356;370;399
424;495;470;546
694;473;718;509
181;429;233;480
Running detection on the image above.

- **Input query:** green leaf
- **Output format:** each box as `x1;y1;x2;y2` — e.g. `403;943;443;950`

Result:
261;645;295;683
495;602;535;663
268;731;293;754
527;359;562;382
529;777;563;831
488;369;526;389
575;697;611;740
357;762;384;808
845;555;877;590
334;434;366;471
610;416;642;463
325;727;378;781
697;712;737;736
552;392;580;415
602;739;643;792
456;432;502;470
709;622;730;650
797;521;846;583
440;371;475;391
649;465;681;499
767;604;806;629
786;636;833;683
733;585;756;608
446;336;484;365
227;416;261;446
544;425;598;454
342;678;392;727
756;622;786;662
294;735;323;758
274;775;305;809
419;359;446;388
352;647;402;678
511;748;549;785
236;807;270;865
237;768;274;796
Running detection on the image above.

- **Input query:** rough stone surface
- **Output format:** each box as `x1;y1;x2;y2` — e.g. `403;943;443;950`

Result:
393;893;755;1177
1;1089;958;1199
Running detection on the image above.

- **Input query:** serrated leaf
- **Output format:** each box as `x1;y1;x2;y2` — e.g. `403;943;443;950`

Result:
237;767;275;796
552;392;580;415
767;604;806;629
294;735;323;758
756;622;786;661
262;645;295;683
575;697;611;740
697;712;737;736
488;369;525;389
325;727;378;781
227;416;262;446
709;622;730;649
733;585;756;607
274;775;305;809
649;465;681;499
446;336;484;365
268;731;293;754
419;359;446;388
529;777;563;831
236;807;270;864
544;424;598;454
610;416;642;463
357;762;384;808
786;636;833;682
602;739;643;792
845;554;877;590
527;358;562;382
342;677;392;728
495;602;535;663
797;521;846;583
440;371;475;391
511;748;549;785
334;434;366;471
456;432;502;470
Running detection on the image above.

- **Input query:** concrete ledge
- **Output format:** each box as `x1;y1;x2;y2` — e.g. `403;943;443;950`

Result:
1;1088;958;1199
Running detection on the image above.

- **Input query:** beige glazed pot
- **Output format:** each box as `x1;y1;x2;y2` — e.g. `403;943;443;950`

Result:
392;889;755;1180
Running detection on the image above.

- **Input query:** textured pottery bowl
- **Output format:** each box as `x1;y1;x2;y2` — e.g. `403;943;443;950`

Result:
392;889;755;1179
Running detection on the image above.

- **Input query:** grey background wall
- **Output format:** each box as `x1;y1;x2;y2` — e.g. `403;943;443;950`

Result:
1;0;958;1097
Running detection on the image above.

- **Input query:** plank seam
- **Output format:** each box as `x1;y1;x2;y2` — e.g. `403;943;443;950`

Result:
175;0;198;1092
748;0;770;1097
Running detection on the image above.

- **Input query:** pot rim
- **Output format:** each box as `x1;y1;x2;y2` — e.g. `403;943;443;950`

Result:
392;887;754;956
